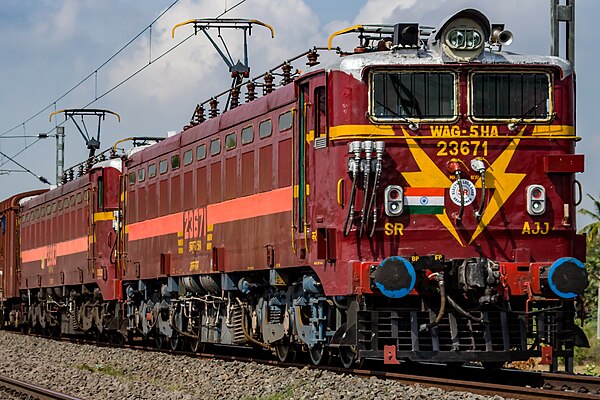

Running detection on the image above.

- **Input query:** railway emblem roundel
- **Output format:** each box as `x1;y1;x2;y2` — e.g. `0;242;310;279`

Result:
449;179;476;206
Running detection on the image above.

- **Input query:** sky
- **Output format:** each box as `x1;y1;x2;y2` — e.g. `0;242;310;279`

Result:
0;0;598;228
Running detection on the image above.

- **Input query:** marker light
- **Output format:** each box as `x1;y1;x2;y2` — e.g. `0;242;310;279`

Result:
385;185;404;217
526;184;546;216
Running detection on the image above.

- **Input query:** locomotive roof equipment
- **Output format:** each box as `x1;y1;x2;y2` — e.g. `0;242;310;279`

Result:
172;18;275;112
49;109;120;158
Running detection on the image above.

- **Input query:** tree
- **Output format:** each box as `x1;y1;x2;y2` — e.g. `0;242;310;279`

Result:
580;194;600;243
579;194;600;323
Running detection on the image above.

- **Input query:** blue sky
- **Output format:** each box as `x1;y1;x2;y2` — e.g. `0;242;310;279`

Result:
0;0;598;228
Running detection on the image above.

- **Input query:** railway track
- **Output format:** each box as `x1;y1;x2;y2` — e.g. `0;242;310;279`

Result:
24;331;599;400
0;374;83;400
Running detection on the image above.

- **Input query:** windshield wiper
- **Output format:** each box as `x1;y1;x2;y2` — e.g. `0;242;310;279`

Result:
375;100;419;131
507;98;550;131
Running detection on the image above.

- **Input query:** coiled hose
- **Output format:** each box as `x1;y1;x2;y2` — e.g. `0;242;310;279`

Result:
420;273;446;332
446;295;485;323
365;160;382;238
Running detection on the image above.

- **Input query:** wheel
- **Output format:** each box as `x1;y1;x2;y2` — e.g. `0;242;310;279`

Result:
95;330;106;343
190;336;204;353
309;345;329;366
112;331;124;345
275;341;296;363
169;333;180;351
154;334;164;349
339;346;357;369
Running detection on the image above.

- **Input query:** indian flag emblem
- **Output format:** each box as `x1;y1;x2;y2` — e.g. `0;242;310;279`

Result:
405;188;444;215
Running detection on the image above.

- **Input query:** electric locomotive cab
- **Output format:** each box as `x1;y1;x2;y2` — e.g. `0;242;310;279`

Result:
307;9;588;369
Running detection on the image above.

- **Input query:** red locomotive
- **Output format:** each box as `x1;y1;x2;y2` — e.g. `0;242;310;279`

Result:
0;9;589;372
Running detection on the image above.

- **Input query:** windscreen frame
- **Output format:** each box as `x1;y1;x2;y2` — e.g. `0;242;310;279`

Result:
368;69;459;124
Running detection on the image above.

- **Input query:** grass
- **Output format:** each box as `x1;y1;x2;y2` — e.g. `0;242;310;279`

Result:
75;363;125;377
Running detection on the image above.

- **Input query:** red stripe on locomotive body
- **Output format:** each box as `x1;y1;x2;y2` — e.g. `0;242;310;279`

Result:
206;186;292;226
128;213;183;241
126;186;293;242
21;236;88;263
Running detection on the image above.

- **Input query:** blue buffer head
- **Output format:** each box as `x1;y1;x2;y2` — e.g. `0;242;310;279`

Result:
373;256;416;299
547;257;588;299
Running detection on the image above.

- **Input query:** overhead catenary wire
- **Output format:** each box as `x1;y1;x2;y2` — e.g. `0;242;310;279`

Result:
0;147;50;184
0;0;249;182
0;139;42;169
0;0;181;138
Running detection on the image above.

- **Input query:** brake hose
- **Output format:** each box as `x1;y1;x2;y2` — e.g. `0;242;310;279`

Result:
358;142;373;238
456;177;465;223
474;171;486;221
343;173;358;237
420;273;446;332
365;160;381;238
343;142;362;237
365;142;384;238
446;295;485;323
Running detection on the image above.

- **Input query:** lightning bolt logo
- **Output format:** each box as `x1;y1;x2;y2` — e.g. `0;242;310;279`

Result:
401;128;464;246
402;127;526;247
469;128;526;244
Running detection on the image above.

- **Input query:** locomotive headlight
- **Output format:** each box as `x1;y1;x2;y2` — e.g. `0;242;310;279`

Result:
384;185;404;217
526;184;546;215
447;30;464;47
445;28;482;50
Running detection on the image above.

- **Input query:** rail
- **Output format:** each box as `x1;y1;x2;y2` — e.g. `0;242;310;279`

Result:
0;374;83;400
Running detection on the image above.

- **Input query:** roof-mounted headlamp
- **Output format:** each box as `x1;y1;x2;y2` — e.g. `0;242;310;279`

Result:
430;9;491;63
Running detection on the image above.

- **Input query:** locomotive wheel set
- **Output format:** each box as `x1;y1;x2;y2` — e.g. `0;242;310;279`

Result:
0;9;590;372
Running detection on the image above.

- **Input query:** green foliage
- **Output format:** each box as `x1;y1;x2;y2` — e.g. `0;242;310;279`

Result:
580;194;600;243
579;195;600;322
586;362;599;376
75;363;124;377
574;322;600;366
576;195;600;368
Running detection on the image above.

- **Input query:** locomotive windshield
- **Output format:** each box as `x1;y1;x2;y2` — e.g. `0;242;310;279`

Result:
370;71;456;121
471;72;551;120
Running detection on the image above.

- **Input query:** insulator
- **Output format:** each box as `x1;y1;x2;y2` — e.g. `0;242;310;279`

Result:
281;63;293;85
193;104;205;125
263;73;274;95
61;174;68;184
246;81;257;102
77;164;84;177
98;153;106;162
209;99;219;119
306;50;320;66
230;86;240;109
68;169;74;180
